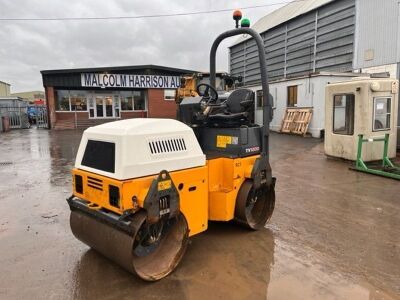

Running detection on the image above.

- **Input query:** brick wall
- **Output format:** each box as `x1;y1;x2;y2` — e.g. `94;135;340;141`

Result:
53;107;148;130
121;111;147;118
45;87;56;128
147;89;177;119
47;87;174;129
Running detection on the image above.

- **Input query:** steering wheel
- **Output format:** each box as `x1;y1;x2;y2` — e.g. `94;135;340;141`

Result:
196;83;218;103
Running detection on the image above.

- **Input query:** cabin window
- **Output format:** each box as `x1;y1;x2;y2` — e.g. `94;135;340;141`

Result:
287;85;298;107
333;94;355;135
373;97;391;131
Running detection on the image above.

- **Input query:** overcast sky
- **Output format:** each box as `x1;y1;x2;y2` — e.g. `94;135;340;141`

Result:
0;0;290;92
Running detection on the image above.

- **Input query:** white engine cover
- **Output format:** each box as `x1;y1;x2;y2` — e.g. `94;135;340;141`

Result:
75;118;206;180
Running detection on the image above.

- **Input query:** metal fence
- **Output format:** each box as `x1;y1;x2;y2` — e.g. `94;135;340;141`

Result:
0;105;48;130
35;105;48;129
0;106;29;129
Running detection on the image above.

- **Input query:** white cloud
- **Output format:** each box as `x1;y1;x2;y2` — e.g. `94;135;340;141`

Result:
0;0;288;92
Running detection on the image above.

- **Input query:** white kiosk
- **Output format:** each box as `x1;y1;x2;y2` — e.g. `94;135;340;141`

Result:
325;78;398;161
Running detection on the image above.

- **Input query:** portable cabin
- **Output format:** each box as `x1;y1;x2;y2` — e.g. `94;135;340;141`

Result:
325;78;398;161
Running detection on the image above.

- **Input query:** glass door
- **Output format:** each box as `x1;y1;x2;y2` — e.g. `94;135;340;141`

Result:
96;96;104;117
114;95;120;117
89;94;120;118
104;96;113;117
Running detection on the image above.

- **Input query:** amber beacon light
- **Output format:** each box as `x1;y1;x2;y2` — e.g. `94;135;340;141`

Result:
233;10;242;28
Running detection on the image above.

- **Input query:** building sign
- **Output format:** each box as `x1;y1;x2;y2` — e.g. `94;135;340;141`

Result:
81;73;181;89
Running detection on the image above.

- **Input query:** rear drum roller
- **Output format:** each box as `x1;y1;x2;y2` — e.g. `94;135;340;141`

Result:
235;179;275;230
70;210;189;281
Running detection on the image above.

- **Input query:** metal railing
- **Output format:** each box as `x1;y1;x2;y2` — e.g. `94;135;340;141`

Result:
0;104;48;129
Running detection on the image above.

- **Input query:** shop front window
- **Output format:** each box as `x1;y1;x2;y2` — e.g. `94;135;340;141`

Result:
133;91;146;110
55;90;146;116
373;97;391;131
56;90;70;111
120;90;146;111
120;91;133;110
56;90;89;111
70;90;88;111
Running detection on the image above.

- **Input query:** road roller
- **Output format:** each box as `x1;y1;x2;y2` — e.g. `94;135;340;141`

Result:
67;11;276;281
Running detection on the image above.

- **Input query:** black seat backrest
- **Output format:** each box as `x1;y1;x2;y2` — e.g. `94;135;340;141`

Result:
226;89;254;113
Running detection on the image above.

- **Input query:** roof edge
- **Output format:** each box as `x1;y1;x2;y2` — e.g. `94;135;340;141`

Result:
41;64;198;75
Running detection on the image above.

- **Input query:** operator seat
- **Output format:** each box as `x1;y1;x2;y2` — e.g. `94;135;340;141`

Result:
207;89;254;127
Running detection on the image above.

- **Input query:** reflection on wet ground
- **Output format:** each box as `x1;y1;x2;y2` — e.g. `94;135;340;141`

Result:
0;129;399;299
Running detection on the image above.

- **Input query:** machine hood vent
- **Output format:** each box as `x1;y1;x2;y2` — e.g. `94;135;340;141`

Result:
149;138;187;154
87;176;103;191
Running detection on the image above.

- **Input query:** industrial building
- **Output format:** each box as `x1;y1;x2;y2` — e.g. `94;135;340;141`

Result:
41;65;194;129
0;97;26;107
0;80;11;97
11;91;45;104
229;0;400;139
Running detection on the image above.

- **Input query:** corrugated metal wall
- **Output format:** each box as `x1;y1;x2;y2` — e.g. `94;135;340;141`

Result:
354;0;399;69
229;0;356;85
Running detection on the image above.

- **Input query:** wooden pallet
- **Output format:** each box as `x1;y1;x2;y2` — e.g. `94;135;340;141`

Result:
280;107;313;136
281;109;298;133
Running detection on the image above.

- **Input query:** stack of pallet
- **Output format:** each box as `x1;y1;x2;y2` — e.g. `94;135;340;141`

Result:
280;107;313;136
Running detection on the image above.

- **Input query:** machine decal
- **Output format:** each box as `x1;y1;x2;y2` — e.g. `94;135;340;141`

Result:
245;146;260;153
216;135;238;148
158;180;172;191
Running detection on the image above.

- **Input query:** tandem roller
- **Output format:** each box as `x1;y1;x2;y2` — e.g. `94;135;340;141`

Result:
69;202;188;280
67;10;276;281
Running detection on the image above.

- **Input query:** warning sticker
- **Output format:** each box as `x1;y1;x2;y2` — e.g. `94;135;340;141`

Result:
231;137;239;145
216;135;238;148
158;180;171;191
216;135;232;148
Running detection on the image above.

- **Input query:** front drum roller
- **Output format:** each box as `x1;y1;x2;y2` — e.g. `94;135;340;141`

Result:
70;209;189;281
234;179;275;230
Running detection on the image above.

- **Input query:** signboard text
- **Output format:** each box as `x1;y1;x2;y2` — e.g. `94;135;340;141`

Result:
81;73;181;89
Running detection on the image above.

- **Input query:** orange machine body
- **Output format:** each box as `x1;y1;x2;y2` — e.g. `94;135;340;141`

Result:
72;155;258;237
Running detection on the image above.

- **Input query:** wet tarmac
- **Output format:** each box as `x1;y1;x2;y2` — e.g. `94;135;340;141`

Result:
0;129;399;300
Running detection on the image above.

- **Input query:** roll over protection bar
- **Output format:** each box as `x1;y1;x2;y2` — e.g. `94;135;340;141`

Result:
209;28;271;159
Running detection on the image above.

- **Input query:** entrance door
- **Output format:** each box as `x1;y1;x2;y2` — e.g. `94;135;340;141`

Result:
91;94;119;118
96;96;104;117
104;96;113;117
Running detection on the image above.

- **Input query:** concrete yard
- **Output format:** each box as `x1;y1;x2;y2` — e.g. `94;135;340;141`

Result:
0;129;399;300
